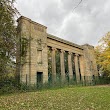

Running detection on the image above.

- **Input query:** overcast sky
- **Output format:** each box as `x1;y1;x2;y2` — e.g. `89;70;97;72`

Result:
15;0;110;46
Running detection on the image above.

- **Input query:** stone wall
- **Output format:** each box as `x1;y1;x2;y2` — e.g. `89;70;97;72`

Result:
82;44;98;81
17;16;98;84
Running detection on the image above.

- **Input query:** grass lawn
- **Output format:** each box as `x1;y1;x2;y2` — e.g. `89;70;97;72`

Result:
0;86;110;110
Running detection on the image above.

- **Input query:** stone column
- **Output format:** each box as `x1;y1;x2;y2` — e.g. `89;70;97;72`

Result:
52;47;56;82
68;52;73;80
79;55;85;81
74;54;80;82
60;50;65;81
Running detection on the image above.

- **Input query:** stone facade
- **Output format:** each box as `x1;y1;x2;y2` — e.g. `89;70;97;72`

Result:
17;16;98;85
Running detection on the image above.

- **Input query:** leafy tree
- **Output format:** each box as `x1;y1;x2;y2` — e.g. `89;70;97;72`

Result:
95;32;110;77
0;0;18;77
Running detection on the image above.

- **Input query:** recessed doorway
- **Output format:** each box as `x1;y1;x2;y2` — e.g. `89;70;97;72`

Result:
37;72;43;87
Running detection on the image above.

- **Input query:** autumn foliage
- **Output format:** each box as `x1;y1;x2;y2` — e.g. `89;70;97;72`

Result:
95;32;110;77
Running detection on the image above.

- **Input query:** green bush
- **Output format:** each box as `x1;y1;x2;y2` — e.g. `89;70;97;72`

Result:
0;75;110;94
0;75;19;95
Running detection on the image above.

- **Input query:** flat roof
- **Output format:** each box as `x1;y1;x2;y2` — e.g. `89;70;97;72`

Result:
17;16;47;29
47;34;83;50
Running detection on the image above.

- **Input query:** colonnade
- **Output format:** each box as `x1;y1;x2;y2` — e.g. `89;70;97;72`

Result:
48;47;85;82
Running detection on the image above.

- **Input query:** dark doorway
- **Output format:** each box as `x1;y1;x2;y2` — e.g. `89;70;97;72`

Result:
37;72;43;88
92;75;95;85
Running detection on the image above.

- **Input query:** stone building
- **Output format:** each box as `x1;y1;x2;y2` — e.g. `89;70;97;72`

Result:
16;16;98;85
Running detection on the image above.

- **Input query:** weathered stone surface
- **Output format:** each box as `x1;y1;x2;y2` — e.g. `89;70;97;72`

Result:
82;44;98;81
17;16;98;84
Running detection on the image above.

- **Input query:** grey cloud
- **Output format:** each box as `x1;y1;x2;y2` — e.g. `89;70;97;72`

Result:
15;0;110;46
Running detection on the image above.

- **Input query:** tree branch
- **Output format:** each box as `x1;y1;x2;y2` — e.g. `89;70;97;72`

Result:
73;0;83;12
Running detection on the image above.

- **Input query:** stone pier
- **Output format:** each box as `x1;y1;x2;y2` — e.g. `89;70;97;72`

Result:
17;16;98;85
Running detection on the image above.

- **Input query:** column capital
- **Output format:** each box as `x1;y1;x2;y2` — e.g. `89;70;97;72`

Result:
68;51;72;55
60;49;65;53
75;53;79;56
52;47;56;51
